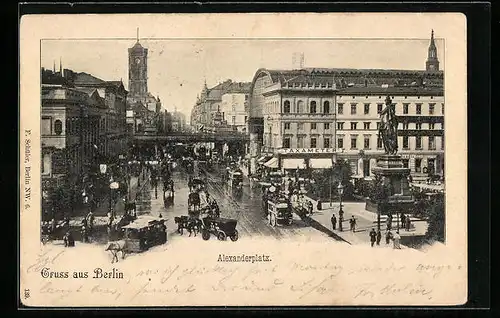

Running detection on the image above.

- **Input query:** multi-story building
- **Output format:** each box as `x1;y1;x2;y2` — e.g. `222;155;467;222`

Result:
170;109;187;132
248;30;444;181
67;70;128;158
190;80;251;133
221;90;250;133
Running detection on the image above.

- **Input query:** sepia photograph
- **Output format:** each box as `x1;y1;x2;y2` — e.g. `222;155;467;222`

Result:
20;13;467;307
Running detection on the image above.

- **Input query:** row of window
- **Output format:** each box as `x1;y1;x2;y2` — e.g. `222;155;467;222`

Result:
282;100;331;114
278;100;444;115
281;121;442;131
337;102;444;115
283;122;331;130
281;135;443;151
337;122;441;130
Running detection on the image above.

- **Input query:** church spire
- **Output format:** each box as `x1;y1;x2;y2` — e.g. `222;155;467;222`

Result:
53;60;56;73
426;29;439;72
59;57;62;75
136;27;139;42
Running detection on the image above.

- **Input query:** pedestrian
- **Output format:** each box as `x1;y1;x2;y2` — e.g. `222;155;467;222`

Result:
350;216;357;232
317;199;322;211
369;228;377;247
331;214;337;231
401;213;406;228
63;231;75;247
393;231;401;249
405;216;411;231
308;201;313;215
81;225;88;243
385;230;393;245
376;229;382;245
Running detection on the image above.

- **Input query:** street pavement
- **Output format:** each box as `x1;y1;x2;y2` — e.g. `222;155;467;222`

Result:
303;197;428;248
133;163;335;243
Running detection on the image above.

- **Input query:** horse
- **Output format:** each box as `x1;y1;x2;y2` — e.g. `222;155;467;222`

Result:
105;240;128;263
174;216;190;234
186;218;202;237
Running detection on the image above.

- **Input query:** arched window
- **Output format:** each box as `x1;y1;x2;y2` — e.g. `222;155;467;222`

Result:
54;120;63;135
310;101;317;114
323;101;330;114
297;100;304;113
283;100;291;113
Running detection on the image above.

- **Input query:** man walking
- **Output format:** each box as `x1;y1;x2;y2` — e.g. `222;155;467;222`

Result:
393;231;401;249
369;228;377;247
385;230;393;245
331;214;337;231
350;216;357;232
405;216;411;231
376;229;382;246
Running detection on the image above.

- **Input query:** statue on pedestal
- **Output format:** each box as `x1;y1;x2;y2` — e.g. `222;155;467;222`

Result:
378;96;399;155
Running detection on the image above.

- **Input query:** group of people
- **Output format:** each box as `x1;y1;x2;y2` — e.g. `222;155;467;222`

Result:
386;213;412;232
330;212;357;232
369;228;402;249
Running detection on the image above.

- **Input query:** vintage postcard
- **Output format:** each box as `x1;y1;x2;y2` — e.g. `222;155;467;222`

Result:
19;13;467;307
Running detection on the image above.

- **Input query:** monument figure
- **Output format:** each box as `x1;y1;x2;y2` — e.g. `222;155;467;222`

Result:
370;96;414;231
378;96;398;155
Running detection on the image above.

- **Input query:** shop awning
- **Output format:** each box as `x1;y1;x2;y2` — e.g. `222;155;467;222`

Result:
282;158;306;169
263;157;279;168
257;155;272;163
309;158;333;169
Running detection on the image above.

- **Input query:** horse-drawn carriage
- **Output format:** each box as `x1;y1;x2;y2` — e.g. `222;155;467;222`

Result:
201;217;239;241
41;221;67;245
182;157;195;174
163;188;174;207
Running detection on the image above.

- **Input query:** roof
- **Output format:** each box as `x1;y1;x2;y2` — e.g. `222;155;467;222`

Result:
122;215;164;229
129;41;147;52
205;80;251;101
73;72;106;85
252;67;443;94
74;87;99;97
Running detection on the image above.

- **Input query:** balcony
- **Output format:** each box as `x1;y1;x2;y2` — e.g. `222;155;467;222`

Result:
397;130;444;137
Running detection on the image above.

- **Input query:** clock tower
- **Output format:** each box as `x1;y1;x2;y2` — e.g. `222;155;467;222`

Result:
426;29;440;72
128;28;148;99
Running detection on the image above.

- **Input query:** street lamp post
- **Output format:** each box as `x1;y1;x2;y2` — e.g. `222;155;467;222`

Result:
337;183;344;231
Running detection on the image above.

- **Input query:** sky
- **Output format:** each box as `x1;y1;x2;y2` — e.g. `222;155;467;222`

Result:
41;37;444;122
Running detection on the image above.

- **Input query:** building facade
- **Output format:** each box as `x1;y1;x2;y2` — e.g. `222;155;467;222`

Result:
248;31;444;180
220;91;249;133
190;80;251;133
126;37;163;135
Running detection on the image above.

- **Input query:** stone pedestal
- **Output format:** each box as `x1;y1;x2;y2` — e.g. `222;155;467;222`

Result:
370;155;414;215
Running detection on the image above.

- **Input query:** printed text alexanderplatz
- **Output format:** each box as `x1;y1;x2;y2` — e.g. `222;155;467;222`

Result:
218;254;272;263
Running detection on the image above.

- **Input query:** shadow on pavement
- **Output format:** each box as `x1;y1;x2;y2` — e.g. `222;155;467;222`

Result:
295;211;351;244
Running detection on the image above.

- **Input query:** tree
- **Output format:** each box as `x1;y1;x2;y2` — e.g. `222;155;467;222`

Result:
425;194;445;242
310;160;353;200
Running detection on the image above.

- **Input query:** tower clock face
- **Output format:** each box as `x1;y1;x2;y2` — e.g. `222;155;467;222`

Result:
135;58;141;64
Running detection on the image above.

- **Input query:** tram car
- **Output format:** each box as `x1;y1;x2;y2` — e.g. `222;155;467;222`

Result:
227;169;243;195
266;196;293;227
118;215;167;253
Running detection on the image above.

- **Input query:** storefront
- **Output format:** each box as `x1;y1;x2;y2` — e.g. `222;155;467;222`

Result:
276;148;336;174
